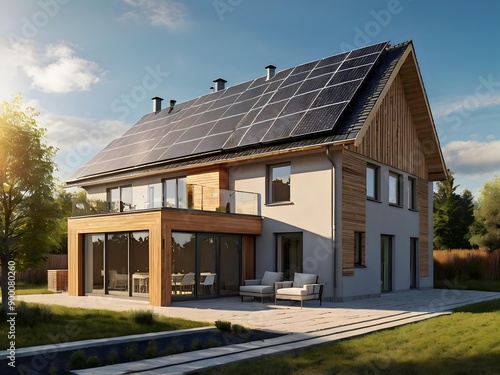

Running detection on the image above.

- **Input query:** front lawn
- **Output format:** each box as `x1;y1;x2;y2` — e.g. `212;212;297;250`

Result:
434;278;500;292
204;299;500;375
0;302;210;348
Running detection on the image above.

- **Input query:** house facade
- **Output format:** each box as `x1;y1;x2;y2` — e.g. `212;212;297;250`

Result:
67;41;446;306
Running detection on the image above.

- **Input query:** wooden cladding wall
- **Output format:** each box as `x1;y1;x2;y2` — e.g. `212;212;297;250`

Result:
67;211;163;305
186;166;229;211
348;74;428;180
417;178;429;277
342;150;367;276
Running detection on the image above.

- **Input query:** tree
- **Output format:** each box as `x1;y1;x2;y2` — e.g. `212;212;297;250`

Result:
469;176;500;253
433;170;475;249
0;96;59;307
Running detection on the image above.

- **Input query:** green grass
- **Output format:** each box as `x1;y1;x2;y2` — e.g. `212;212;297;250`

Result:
14;281;55;295
0;302;210;348
204;299;500;375
434;278;500;292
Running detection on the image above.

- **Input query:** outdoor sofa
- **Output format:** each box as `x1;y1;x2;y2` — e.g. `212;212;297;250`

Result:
239;271;283;302
275;272;323;308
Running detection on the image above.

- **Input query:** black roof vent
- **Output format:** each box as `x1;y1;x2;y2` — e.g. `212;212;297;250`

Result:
213;78;227;92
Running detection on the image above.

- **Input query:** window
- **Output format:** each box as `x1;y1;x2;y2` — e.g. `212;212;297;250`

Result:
408;177;417;210
268;163;291;203
389;172;402;206
366;165;379;200
107;186;132;212
163;177;187;208
354;231;365;266
277;233;303;280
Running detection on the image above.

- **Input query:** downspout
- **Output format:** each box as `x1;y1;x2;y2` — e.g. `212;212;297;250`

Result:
325;146;337;300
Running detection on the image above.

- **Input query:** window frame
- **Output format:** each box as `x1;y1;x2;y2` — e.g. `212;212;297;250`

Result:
106;185;133;212
388;171;402;207
267;162;291;204
276;232;303;281
163;177;187;209
354;231;365;267
408;176;417;211
366;164;380;201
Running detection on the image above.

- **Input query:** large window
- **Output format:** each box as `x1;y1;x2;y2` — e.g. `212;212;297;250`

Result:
277;233;303;280
164;177;187;208
408;176;417;210
366;165;379;200
268;163;291;203
107;186;132;212
389;172;402;206
84;231;149;298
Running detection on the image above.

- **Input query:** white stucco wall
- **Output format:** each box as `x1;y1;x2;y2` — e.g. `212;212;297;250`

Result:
230;151;336;299
341;164;424;300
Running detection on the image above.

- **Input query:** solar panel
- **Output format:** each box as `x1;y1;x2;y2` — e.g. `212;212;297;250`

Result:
291;103;348;136
71;41;390;180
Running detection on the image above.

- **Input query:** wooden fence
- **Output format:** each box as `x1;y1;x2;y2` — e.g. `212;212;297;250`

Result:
1;254;68;284
434;249;500;280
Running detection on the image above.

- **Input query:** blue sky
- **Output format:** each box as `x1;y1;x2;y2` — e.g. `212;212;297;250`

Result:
1;0;499;196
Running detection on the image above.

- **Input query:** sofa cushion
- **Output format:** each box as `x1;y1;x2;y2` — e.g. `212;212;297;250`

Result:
276;287;308;296
293;273;317;288
240;285;275;294
261;271;282;286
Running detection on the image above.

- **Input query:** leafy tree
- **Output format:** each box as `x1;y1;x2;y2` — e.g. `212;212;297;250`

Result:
0;96;59;306
469;176;500;253
433;170;474;249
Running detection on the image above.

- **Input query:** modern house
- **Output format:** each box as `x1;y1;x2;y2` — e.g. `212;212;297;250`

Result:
67;41;446;307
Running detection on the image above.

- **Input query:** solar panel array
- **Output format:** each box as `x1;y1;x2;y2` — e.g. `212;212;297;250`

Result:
70;41;389;180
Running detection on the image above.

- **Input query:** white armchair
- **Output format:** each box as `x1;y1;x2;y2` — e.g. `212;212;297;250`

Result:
275;272;323;308
239;271;283;302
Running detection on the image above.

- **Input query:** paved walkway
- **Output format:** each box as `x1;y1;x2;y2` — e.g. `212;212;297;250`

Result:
17;289;500;374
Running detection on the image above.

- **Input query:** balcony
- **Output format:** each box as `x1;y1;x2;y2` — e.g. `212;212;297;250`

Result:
71;184;261;217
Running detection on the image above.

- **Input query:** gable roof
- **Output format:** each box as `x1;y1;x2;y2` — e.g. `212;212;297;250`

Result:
67;41;446;186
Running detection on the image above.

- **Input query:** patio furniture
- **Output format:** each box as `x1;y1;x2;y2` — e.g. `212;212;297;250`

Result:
200;273;216;295
275;272;323;308
108;269;128;290
132;272;149;293
239;271;282;302
179;272;195;294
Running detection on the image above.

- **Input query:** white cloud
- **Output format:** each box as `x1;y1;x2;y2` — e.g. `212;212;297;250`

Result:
443;140;500;176
10;41;102;93
120;0;186;29
433;93;500;119
40;112;130;180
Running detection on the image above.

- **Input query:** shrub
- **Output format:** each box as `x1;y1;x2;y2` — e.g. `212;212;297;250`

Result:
48;365;58;375
144;340;158;359
107;349;121;365
133;310;156;325
165;339;184;355
85;355;101;368
214;320;232;332
190;338;202;351
232;324;248;335
203;338;222;349
125;343;141;362
67;350;87;371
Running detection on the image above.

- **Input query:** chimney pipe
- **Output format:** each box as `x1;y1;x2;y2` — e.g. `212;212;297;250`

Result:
265;65;276;80
152;97;163;113
169;99;176;113
213;78;227;92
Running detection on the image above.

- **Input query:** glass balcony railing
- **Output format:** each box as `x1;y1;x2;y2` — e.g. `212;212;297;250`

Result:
71;184;261;217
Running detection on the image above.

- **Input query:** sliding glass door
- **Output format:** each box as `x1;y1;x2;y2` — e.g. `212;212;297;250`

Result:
172;232;241;300
85;231;149;298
